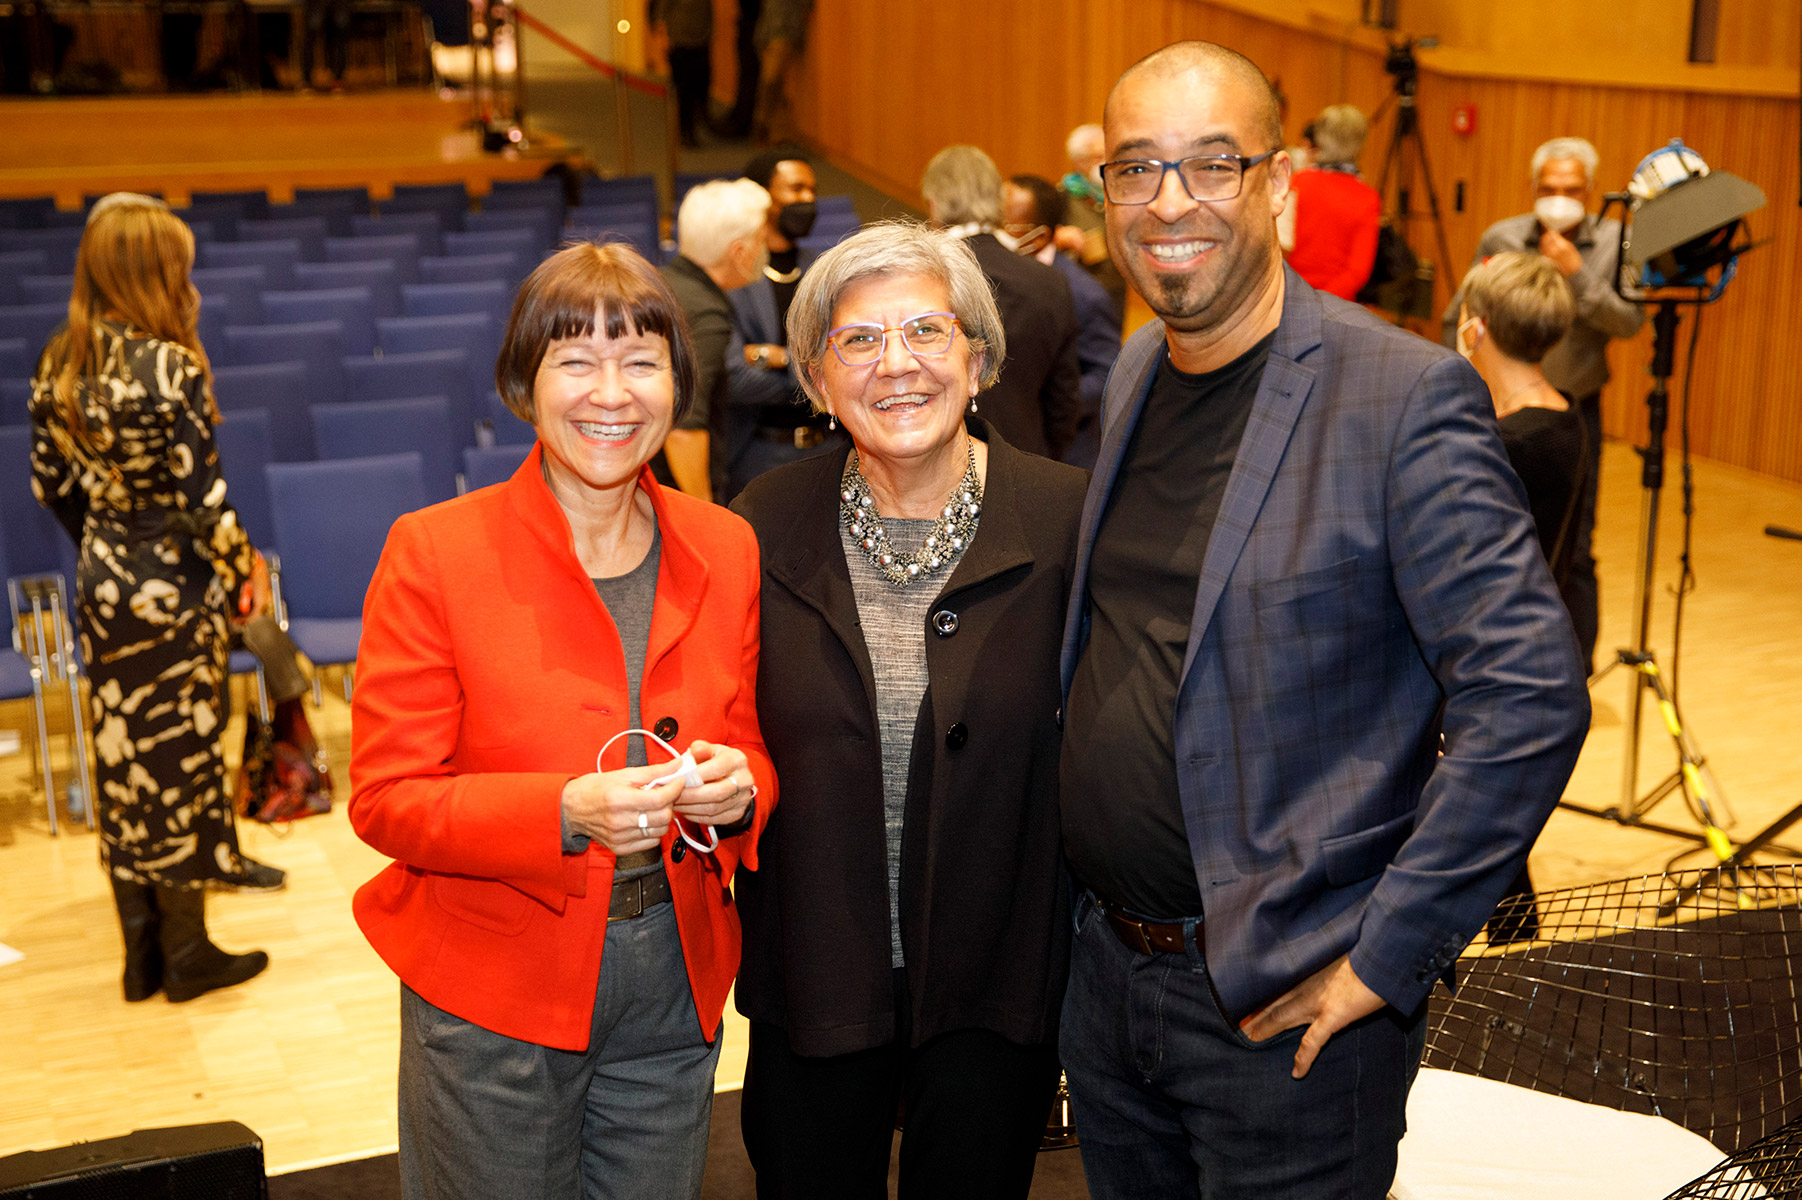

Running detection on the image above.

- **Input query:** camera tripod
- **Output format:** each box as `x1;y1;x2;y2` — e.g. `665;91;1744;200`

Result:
1368;38;1457;315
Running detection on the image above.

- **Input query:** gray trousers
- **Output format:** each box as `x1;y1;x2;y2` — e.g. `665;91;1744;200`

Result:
397;895;722;1200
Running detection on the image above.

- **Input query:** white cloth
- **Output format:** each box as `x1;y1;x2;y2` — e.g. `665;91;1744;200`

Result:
1390;1068;1743;1200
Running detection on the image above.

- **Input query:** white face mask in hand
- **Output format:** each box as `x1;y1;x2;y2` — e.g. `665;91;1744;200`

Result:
1534;195;1586;233
597;728;728;854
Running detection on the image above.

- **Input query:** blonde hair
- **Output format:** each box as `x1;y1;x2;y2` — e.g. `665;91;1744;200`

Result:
920;145;1004;229
47;193;212;452
1311;104;1368;166
1461;251;1575;364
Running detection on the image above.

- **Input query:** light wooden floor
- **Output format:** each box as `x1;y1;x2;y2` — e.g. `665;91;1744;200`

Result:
3;439;1801;1172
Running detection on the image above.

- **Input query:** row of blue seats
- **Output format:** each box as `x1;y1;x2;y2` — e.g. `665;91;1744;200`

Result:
0;173;855;234
0;195;862;280
0;426;472;694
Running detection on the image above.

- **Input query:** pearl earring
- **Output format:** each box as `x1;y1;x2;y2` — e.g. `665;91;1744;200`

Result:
828;412;837;431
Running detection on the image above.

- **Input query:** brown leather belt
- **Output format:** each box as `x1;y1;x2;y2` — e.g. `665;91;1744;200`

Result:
608;867;671;921
1103;905;1197;956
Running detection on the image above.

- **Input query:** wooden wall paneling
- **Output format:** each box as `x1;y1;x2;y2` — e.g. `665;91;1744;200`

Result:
794;0;1801;483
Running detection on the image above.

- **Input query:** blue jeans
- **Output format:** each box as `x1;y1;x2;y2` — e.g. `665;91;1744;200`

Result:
397;894;722;1200
1059;891;1425;1199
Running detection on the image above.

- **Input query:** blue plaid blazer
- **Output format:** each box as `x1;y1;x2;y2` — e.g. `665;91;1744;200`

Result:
1059;266;1590;1019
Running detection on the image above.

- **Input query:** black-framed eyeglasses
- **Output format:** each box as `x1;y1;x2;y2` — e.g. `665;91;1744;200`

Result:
826;312;961;366
1099;150;1279;205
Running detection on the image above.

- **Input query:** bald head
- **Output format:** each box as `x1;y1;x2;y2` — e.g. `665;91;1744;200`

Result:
1105;41;1283;154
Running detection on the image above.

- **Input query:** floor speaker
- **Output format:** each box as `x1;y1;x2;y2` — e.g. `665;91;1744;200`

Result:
0;1121;266;1199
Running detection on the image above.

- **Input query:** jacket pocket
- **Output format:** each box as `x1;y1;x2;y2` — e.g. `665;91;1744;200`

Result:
1250;555;1359;608
1320;810;1415;887
428;874;534;936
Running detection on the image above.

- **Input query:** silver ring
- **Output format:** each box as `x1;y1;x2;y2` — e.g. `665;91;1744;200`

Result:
638;811;649;832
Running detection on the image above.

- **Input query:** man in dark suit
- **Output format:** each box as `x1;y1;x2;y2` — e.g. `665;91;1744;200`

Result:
1056;42;1590;1199
722;146;844;499
920;145;1081;460
1002;173;1122;470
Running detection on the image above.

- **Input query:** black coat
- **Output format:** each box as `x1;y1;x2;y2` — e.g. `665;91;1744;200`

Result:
964;233;1083;461
729;418;1087;1057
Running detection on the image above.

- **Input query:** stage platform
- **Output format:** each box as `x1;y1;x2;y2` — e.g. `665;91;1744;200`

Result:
0;89;578;207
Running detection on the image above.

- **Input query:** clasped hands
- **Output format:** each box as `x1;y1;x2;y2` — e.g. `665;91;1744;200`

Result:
1237;953;1387;1080
561;739;753;856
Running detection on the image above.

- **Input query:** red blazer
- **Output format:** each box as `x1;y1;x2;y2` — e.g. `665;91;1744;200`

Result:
1287;167;1382;301
348;445;775;1052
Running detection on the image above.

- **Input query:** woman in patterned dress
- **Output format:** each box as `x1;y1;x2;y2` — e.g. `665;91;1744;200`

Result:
30;193;276;1003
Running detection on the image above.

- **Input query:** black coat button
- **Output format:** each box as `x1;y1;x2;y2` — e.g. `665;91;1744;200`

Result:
1055;706;1064;731
670;840;686;863
654;716;678;742
945;722;968;750
932;610;958;637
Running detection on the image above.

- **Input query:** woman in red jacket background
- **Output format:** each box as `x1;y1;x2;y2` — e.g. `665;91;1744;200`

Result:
349;241;775;1200
1286;104;1383;301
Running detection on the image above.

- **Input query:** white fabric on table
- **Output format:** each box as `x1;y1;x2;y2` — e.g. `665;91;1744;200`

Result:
1390;1067;1746;1200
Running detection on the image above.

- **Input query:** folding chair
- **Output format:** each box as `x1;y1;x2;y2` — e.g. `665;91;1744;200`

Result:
0;304;66;362
401;280;511;324
0;337;30;379
265;452;427;701
325;232;421;283
376;312;500;399
313;396;459;504
236;216;330;262
352;211;446;256
417;252;525;288
0;424;95;832
260;287;377;356
201;240;302;289
191;265;271;325
462;442;531;491
212;361;314;462
0;228;83;274
342;349;476;451
18;275;73;305
292;260;402;320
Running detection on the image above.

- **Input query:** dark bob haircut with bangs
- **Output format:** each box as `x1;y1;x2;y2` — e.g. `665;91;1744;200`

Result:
494;240;697;424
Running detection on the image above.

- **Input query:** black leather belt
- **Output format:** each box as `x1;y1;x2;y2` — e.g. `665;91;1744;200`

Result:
1100;900;1198;955
753;425;826;449
608;867;670;921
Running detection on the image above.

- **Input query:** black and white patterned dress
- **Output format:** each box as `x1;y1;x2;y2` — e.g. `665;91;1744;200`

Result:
30;323;259;888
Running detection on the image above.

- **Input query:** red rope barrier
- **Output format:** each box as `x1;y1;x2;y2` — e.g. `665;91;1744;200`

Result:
513;9;669;99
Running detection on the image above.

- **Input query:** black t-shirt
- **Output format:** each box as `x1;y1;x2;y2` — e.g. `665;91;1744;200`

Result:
768;247;801;344
1498;401;1587;588
1061;333;1272;918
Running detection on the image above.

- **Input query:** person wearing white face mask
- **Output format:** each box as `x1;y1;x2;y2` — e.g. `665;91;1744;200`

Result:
1441;135;1644;671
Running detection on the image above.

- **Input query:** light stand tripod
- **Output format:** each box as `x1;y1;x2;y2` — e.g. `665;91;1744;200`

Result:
1561;301;1736;860
1368;38;1457;317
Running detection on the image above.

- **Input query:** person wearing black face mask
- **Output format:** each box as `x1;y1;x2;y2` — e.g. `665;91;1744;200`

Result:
722;147;845;498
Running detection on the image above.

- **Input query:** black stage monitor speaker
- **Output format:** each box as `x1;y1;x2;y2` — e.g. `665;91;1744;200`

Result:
0;1122;266;1199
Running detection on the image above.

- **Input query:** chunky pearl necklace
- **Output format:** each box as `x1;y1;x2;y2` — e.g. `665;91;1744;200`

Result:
840;440;982;586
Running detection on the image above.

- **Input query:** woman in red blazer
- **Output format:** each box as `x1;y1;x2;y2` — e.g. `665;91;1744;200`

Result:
349;242;775;1200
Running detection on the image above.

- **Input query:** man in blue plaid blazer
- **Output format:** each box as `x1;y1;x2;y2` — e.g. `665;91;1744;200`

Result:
1056;42;1591;1198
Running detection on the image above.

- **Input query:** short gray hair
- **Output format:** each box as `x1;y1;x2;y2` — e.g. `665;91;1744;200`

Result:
1530;137;1599;187
676;178;770;270
1066;123;1105;164
920;145;1003;229
1311;104;1367;166
786;221;1005;413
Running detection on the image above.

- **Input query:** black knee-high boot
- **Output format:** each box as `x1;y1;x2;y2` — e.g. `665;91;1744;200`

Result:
110;877;163;1002
157;885;269;1003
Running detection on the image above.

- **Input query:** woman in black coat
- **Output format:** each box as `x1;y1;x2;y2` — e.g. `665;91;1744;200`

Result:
730;221;1088;1199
